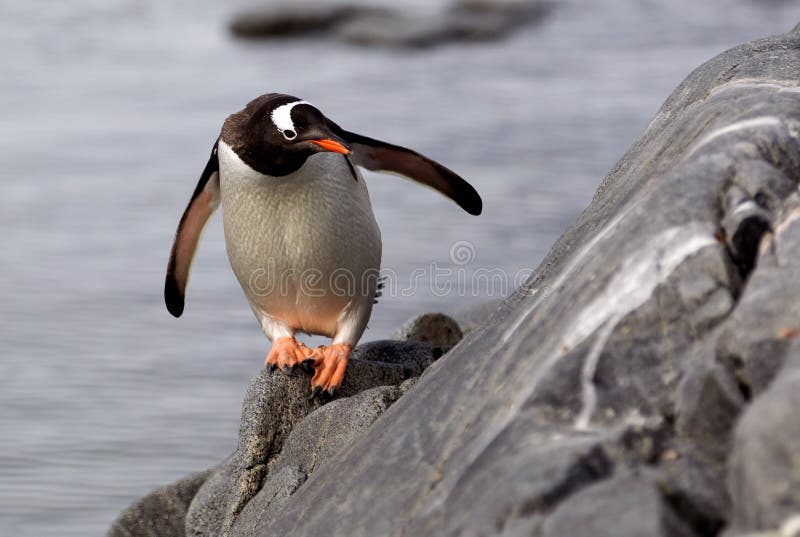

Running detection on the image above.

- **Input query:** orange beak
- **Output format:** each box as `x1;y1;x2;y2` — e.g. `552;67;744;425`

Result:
310;138;351;155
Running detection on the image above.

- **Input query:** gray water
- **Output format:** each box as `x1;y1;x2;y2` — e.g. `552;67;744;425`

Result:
1;0;797;534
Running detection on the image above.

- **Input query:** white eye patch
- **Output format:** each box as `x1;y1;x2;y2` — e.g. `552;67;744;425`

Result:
271;100;311;141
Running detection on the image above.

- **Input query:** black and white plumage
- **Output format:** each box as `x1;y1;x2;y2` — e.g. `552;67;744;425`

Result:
165;93;481;397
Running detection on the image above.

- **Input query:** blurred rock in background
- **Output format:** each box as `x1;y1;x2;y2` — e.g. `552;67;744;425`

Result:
229;0;551;48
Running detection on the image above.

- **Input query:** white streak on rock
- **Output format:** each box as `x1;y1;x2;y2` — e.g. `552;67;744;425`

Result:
776;206;800;235
687;116;782;157
574;318;617;431
707;78;800;99
780;514;800;537
501;209;631;344
565;224;715;351
571;223;717;429
432;222;716;510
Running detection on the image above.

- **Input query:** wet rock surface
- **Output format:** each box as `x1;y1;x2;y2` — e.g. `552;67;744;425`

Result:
109;26;800;537
228;1;550;48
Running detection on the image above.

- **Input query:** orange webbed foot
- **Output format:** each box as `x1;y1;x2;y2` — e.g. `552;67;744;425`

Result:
265;337;314;375
306;343;352;399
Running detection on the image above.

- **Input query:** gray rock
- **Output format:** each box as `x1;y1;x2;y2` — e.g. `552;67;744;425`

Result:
451;0;551;24
335;2;548;49
107;470;211;537
335;12;457;49
184;456;236;537
657;452;729;537
727;344;800;532
675;353;745;458
541;474;697;537
232;385;402;535
229;1;549;48
228;3;386;40
393;312;463;357
185;340;432;537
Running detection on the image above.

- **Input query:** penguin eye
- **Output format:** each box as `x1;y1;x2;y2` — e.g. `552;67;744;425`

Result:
282;129;297;140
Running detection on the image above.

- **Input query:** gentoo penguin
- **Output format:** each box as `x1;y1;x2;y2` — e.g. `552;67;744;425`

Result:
164;93;481;398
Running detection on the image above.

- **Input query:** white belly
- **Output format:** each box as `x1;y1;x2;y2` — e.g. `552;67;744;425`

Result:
217;141;382;339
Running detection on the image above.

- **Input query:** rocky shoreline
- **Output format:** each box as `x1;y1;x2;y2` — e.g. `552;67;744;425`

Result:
109;25;800;537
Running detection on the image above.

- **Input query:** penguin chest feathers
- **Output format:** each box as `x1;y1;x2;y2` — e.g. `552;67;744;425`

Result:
216;140;382;336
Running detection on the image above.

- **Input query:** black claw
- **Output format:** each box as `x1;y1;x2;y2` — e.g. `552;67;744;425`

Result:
328;387;337;398
309;386;322;400
301;362;314;374
302;358;315;367
269;363;278;372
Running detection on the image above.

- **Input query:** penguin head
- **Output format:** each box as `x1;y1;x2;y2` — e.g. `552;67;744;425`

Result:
265;96;350;154
226;93;351;176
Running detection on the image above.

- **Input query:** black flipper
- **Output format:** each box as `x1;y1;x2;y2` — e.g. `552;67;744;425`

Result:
326;121;482;215
164;140;221;318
